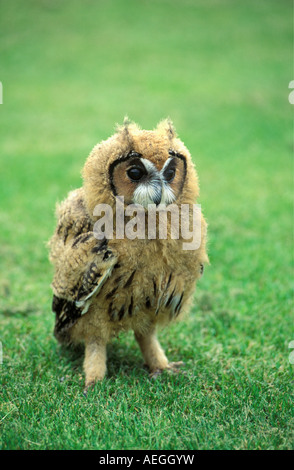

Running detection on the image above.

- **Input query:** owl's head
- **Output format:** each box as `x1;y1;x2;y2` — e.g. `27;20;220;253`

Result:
83;119;199;216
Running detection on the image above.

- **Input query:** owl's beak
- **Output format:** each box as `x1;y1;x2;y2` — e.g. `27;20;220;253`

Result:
132;178;164;207
152;185;162;206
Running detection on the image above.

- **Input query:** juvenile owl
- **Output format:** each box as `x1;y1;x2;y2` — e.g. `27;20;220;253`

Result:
49;119;208;390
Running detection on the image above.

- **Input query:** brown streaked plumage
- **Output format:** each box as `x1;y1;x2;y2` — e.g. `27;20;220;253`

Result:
48;119;208;390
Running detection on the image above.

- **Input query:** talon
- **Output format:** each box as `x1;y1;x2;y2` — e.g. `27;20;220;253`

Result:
149;361;185;379
83;380;96;396
167;361;185;371
149;369;163;380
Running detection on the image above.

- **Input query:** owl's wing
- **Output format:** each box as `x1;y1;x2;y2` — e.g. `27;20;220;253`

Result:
49;188;118;343
49;188;92;262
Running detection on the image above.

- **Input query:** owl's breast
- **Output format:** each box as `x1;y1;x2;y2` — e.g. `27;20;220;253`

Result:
95;237;203;327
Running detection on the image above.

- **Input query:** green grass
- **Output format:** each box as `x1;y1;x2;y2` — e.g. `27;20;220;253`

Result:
0;0;293;450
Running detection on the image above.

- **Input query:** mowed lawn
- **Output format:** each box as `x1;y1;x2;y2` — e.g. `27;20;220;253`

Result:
0;0;293;450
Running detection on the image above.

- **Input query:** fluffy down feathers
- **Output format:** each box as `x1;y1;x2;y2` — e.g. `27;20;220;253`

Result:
48;119;208;389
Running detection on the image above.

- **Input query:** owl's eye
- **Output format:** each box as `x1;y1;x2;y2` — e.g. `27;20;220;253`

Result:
164;168;176;182
127;166;146;182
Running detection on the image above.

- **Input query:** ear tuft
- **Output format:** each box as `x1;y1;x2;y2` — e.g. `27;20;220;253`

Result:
116;115;129;133
122;115;132;129
116;116;140;137
156;118;176;140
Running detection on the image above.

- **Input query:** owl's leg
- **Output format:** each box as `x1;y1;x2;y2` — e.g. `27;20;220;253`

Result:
135;329;168;372
83;338;107;392
135;328;182;378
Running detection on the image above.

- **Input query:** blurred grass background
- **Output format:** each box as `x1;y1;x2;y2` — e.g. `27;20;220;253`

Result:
0;0;293;450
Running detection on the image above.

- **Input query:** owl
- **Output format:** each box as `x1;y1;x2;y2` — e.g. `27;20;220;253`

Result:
49;119;208;390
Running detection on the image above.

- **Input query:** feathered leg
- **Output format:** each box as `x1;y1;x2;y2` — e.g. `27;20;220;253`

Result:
83;338;108;391
134;328;184;378
135;328;167;375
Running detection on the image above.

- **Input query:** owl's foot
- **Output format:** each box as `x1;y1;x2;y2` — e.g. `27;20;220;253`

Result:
149;361;185;379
